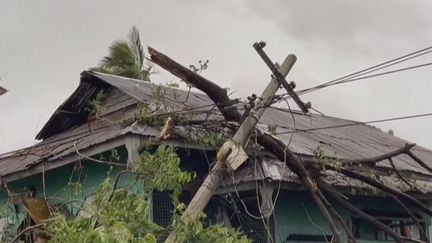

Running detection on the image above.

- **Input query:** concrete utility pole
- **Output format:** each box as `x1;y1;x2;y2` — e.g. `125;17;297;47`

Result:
164;43;297;243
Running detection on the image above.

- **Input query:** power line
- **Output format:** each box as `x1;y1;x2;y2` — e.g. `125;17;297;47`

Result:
299;61;432;93
274;112;432;135
296;45;432;96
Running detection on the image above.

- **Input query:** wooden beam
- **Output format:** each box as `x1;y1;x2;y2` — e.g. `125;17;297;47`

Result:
125;134;141;170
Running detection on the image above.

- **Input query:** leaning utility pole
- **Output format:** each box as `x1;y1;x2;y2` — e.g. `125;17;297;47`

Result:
165;42;306;243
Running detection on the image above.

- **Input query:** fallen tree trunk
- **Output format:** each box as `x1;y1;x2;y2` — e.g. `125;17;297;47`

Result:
148;47;242;122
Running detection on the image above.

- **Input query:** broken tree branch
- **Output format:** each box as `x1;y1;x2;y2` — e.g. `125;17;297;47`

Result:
149;47;342;243
332;166;432;216
388;158;432;201
255;131;341;242
148;47;242;122
340;143;415;166
315;187;355;243
317;178;405;243
391;195;429;242
407;150;432;174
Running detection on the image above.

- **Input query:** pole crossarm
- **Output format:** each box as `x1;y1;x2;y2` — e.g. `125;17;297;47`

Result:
253;41;310;113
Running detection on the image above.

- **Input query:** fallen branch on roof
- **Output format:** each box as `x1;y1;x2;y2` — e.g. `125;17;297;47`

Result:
149;47;343;243
317;178;406;243
407;150;432;174
391;195;429;241
148;46;432;243
148;47;242;122
325;164;432;216
388;158;432;201
340;143;415;166
256;131;342;241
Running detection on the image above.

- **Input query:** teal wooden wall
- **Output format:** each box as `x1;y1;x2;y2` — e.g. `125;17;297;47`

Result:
0;146;131;228
274;191;431;243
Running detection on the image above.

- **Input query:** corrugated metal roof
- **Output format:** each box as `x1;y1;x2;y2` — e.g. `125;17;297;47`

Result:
223;158;432;193
1;71;432;184
0;108;159;178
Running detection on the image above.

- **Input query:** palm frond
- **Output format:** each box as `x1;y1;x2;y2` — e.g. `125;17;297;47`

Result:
93;26;151;81
128;26;144;68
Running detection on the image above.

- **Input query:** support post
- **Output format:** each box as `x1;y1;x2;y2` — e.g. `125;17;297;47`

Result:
164;54;297;243
125;135;141;170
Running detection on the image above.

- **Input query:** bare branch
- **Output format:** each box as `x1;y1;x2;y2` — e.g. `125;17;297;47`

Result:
388;158;432;201
391;196;429;242
256;132;342;242
11;223;45;243
340;143;415;166
407;150;432;174
317;178;405;243
333;166;432;216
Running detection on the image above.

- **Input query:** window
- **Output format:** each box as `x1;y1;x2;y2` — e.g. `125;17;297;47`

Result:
352;211;428;241
284;234;333;243
151;191;174;228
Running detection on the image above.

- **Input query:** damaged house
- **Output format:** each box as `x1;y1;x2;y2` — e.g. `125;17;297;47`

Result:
1;69;432;243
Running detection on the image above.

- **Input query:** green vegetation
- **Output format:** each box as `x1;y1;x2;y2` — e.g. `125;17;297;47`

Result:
93;27;152;81
42;145;249;243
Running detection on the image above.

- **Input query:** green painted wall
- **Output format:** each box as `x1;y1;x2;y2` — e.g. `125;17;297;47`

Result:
0;146;131;227
274;191;431;243
2;143;431;243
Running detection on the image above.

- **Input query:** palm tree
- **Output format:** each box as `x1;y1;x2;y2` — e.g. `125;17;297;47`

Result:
94;26;152;81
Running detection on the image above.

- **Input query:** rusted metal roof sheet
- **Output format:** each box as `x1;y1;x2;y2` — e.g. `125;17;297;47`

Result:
223;158;432;193
94;71;432;175
0;110;159;179
257;107;431;174
2;71;432;183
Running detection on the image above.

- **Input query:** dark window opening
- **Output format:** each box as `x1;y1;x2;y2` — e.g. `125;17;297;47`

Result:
225;192;274;243
152;191;174;228
352;210;428;241
285;234;333;242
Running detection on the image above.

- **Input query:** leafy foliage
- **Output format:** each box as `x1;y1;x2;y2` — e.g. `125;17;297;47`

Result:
93;26;152;81
138;145;194;200
41;144;249;243
46;178;159;243
169;203;249;242
137;105;167;128
171;204;250;243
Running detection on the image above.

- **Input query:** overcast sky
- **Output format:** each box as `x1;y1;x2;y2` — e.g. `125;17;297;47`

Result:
1;0;431;153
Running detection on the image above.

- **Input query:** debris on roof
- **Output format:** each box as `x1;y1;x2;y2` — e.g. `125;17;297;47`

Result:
2;71;432;186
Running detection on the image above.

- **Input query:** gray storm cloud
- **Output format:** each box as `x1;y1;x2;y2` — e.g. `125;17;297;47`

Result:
246;0;432;55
